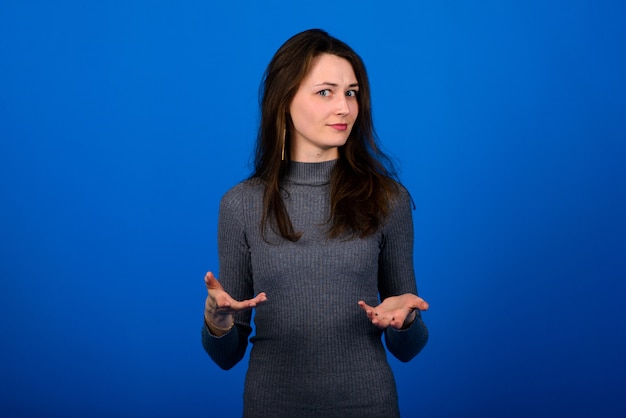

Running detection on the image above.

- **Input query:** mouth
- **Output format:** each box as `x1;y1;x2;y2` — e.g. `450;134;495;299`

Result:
329;123;348;131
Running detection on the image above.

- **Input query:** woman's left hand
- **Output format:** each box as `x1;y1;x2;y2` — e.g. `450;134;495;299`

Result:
358;293;429;330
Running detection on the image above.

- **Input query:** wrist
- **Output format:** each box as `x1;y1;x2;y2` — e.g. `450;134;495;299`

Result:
204;312;234;336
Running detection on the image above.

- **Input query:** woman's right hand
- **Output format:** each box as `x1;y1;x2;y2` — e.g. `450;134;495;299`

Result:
204;271;267;336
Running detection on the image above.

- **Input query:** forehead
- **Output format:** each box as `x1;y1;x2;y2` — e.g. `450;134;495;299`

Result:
302;53;357;84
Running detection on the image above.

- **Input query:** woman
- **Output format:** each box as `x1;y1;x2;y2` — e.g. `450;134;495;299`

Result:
202;29;429;417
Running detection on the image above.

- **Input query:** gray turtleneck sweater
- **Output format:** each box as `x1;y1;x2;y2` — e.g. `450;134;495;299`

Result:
202;160;428;418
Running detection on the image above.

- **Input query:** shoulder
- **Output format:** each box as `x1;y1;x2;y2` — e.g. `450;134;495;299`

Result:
220;177;264;211
383;181;413;226
389;181;413;210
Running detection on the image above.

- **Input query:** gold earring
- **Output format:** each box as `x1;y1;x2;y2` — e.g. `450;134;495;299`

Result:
281;128;286;161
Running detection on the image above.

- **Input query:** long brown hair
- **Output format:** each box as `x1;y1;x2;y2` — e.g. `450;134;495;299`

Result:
253;29;401;242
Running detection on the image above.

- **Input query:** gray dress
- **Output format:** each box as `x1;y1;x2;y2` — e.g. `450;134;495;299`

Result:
202;160;428;417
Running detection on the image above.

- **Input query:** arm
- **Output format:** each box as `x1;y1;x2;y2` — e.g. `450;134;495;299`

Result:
201;271;266;369
377;187;429;362
201;186;259;370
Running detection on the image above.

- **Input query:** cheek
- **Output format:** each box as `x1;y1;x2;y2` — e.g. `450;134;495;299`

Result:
290;103;310;130
293;108;315;131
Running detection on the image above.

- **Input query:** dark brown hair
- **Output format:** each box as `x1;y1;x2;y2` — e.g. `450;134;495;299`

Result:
253;29;401;242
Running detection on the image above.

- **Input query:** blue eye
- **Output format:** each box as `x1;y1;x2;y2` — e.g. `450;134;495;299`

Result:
346;90;358;97
318;89;331;97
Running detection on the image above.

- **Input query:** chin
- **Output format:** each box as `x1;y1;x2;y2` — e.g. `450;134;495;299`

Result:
331;135;350;147
326;141;348;150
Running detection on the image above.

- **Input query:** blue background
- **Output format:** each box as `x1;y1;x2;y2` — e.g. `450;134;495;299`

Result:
1;1;625;417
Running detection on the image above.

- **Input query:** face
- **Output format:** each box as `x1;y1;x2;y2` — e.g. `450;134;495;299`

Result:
288;53;359;162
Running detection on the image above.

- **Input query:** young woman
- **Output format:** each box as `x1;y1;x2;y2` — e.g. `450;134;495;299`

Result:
202;29;429;418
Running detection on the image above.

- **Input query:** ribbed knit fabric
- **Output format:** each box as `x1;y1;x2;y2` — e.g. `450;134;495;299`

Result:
202;160;428;418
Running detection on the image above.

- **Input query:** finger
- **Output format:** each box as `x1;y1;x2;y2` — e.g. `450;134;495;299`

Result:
211;288;268;314
249;292;268;306
412;298;429;311
357;301;376;320
371;314;391;329
236;292;268;309
357;300;374;312
217;293;265;312
204;271;214;286
205;271;224;292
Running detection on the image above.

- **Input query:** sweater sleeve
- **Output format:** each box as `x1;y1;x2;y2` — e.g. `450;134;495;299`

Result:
201;185;254;370
378;187;429;362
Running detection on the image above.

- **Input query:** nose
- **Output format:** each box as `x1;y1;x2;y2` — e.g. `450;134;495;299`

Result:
335;95;350;115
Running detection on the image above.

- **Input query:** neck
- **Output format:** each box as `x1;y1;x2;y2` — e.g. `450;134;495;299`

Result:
290;146;339;163
283;159;337;186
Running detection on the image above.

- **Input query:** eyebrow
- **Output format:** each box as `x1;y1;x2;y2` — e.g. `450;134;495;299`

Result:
313;82;359;88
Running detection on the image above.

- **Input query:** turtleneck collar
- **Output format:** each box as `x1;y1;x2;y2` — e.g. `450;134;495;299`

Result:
283;159;337;186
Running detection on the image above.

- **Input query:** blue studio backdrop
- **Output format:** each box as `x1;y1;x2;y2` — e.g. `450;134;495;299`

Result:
1;1;625;417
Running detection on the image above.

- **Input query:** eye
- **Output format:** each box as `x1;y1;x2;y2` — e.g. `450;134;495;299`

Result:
318;89;331;97
346;90;358;97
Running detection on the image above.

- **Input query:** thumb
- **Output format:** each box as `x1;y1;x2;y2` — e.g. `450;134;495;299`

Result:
204;271;223;291
413;298;429;311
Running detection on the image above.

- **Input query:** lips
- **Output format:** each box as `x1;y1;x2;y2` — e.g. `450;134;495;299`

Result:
329;123;348;131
